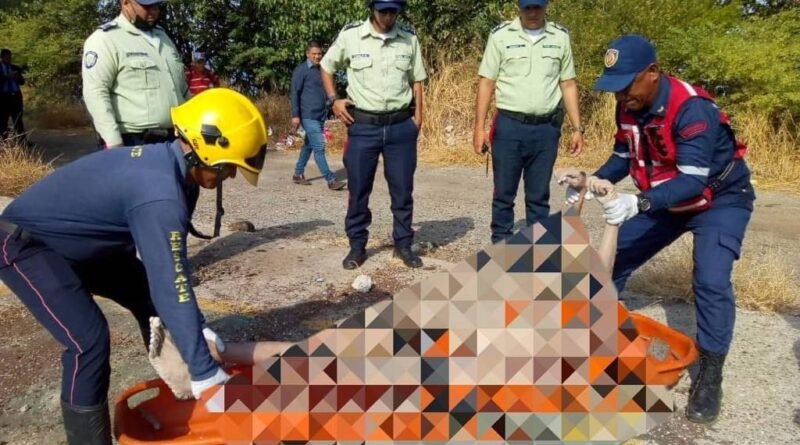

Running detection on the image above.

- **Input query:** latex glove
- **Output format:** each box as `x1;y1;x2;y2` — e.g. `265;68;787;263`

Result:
191;367;231;399
603;193;639;225
202;326;226;363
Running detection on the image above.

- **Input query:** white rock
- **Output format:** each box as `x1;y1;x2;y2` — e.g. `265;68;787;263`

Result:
351;275;373;293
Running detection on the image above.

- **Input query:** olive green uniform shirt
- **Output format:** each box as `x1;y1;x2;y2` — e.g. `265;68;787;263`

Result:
82;14;189;146
478;19;575;116
321;20;427;113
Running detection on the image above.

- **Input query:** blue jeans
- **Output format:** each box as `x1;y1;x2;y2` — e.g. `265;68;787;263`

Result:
294;119;335;182
490;112;561;243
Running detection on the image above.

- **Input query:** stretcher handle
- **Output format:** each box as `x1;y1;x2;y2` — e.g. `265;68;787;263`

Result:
629;313;700;374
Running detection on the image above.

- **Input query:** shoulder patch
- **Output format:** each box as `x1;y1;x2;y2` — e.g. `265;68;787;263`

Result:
398;22;416;35
98;21;118;32
491;21;511;34
550;22;569;34
341;20;363;32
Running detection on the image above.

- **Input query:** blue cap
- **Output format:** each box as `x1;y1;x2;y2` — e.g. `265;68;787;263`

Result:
373;1;404;11
519;0;549;7
594;34;657;92
136;0;165;5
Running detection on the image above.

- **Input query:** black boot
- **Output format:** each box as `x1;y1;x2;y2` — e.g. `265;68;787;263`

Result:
394;246;423;268
686;349;726;424
61;400;112;445
342;248;368;270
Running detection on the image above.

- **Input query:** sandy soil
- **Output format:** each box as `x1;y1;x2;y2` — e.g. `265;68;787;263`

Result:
0;129;797;444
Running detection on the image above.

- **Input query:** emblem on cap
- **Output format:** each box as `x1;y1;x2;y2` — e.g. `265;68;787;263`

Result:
604;49;619;68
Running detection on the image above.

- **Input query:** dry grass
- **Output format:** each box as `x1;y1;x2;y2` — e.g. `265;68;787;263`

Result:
627;235;800;314
253;93;294;146
0;141;53;197
733;112;800;192
29;101;92;129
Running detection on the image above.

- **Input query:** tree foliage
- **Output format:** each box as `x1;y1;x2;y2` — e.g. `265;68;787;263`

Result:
1;0;798;119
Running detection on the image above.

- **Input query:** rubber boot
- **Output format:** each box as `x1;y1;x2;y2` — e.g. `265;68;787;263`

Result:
61;400;113;445
686;348;726;424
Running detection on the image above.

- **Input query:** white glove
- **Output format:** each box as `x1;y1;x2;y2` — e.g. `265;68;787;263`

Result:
603;193;639;225
202;326;225;362
191;366;230;399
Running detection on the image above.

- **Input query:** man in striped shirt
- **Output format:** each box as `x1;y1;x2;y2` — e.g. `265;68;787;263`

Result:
185;51;219;96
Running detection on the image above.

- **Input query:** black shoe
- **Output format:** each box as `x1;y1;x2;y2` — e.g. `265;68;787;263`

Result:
61;400;112;445
342;248;367;270
686;348;726;424
394;246;423;268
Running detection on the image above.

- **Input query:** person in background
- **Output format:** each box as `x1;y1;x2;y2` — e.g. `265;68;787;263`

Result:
290;40;346;190
185;51;219;96
0;48;27;144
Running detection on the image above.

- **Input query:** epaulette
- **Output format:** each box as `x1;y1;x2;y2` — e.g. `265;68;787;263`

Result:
398;22;416;35
98;21;118;32
341;20;363;32
491;21;511;34
550;22;569;34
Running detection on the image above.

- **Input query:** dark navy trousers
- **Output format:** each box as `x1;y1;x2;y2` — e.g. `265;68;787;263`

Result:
490;112;562;243
343;118;419;250
0;229;156;406
613;178;756;355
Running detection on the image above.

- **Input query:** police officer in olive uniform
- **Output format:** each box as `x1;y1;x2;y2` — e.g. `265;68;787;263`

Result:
82;0;189;149
321;0;427;270
473;0;584;244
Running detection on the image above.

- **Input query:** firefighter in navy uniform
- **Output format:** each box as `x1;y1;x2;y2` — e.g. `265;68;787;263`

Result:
0;88;268;445
321;0;427;270
562;35;755;424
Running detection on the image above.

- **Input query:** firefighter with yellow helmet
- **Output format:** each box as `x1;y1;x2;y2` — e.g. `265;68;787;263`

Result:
0;88;266;445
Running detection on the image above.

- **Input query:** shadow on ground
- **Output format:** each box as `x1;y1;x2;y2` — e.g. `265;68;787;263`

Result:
190;219;334;270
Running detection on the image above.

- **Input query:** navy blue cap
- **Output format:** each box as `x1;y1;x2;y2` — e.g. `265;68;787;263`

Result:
519;0;549;7
373;0;405;11
136;0;165;5
594;34;657;92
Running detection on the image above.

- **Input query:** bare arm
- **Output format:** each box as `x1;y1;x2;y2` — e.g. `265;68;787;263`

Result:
412;81;424;129
472;76;496;155
560;78;584;156
321;68;354;125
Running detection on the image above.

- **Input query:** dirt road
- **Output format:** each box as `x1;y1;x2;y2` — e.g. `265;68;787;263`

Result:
0;129;797;444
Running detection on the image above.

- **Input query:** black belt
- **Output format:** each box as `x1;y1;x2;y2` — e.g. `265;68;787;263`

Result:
499;109;558;125
0;219;30;242
123;128;176;142
351;108;413;126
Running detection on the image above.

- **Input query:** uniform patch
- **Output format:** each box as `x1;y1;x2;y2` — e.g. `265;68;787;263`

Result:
506;44;526;49
99;21;118;31
126;52;148;57
604;49;619;68
351;53;370;59
398;22;416;35
130;146;143;158
543;44;561;49
550;23;569;34
491;21;511;34
84;51;98;69
341;20;362;32
678;121;709;139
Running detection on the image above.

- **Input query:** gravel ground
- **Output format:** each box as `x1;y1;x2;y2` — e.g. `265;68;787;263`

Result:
0;132;797;444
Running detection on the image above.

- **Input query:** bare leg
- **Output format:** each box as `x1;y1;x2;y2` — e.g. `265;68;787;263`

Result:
592;180;620;272
214;341;293;366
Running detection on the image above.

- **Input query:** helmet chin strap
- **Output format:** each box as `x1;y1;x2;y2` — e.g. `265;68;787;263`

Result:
184;151;225;240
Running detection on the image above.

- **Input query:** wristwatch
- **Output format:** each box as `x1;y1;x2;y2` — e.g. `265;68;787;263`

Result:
636;193;652;213
572;125;586;134
325;95;337;110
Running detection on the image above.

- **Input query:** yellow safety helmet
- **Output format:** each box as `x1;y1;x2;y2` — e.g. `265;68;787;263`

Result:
171;88;268;186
